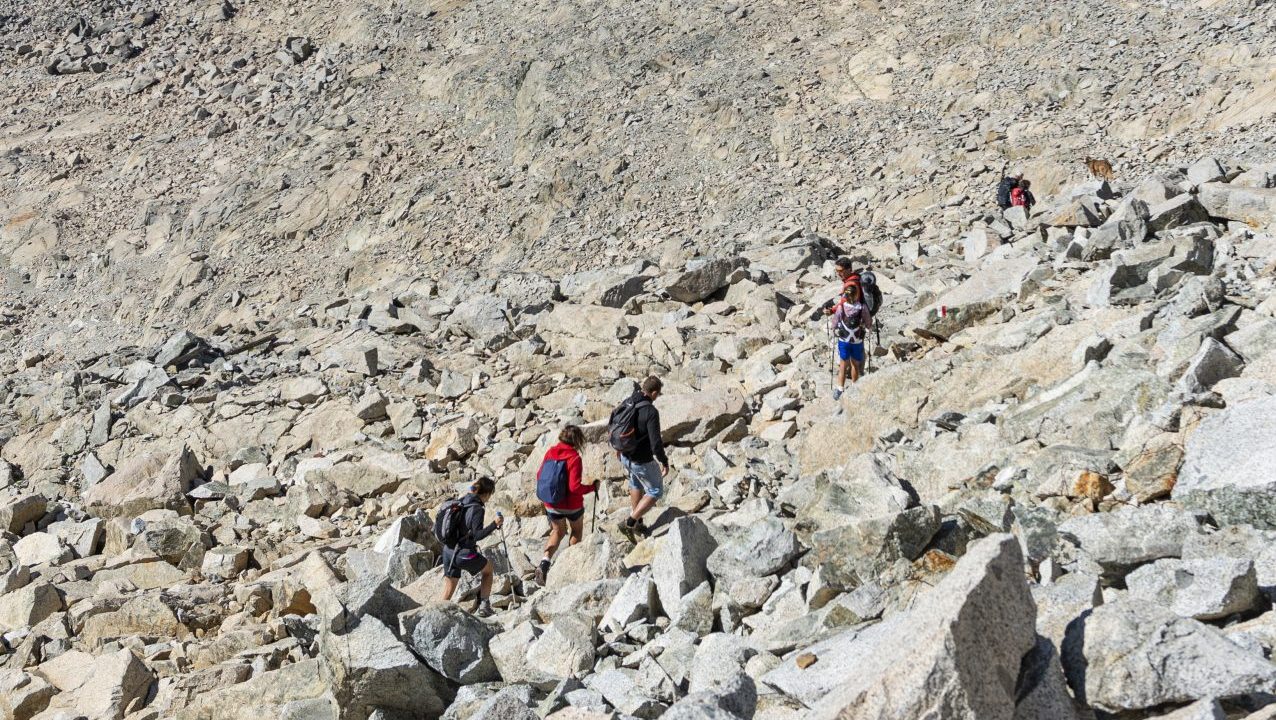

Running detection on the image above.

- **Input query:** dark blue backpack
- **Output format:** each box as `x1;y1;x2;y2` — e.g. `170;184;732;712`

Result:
536;457;570;504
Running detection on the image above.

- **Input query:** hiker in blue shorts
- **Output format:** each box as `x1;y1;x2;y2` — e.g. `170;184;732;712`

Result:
829;281;873;400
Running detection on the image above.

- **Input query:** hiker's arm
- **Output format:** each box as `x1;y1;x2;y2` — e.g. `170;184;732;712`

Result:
647;408;669;467
861;305;873;331
567;453;594;494
470;507;497;541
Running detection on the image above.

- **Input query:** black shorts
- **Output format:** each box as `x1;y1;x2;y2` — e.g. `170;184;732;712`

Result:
545;507;585;522
442;547;488;579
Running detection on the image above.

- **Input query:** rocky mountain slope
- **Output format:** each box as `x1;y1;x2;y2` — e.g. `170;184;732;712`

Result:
3;0;1276;719
2;0;1276;355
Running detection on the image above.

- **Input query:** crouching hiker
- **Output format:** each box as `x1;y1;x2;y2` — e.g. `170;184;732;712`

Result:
535;425;595;584
435;476;503;617
830;281;873;399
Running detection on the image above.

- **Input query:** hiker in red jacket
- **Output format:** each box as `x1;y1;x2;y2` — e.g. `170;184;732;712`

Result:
535;425;595;583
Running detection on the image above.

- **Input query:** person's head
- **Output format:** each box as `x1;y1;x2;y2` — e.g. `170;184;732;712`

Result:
1020;179;1031;189
470;476;496;502
641;375;663;400
834;257;855;279
559;425;584;450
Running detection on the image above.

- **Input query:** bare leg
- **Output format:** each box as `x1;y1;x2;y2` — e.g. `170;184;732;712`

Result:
568;517;584;546
543;518;567;559
837;359;848;390
479;563;493;599
629;487;642;514
442;576;458;601
630;494;658;522
850;359;864;383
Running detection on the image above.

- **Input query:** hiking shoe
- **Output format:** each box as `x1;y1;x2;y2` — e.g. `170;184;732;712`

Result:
632;520;651;538
832;387;843;401
475;603;494;618
535;558;551;584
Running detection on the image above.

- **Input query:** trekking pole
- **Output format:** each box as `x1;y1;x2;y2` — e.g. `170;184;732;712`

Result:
495;512;520;609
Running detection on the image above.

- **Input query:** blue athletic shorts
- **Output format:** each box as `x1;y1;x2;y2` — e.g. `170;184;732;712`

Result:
837;340;865;363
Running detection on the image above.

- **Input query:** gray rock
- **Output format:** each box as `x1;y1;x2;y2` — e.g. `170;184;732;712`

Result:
705;516;801;581
1012;636;1083;720
1057;504;1207;580
809;505;940;591
765;535;1036;718
1033;572;1102;649
469;686;538;720
404;602;500;683
600;569;656;632
1063;599;1276;712
1186;157;1227;186
1148;194;1211;233
1198;183;1276;227
1172;394;1276;530
1145;699;1225;720
1182;525;1276;601
1178;337;1244;394
1127;557;1260;620
653;517;718;620
584;669;665;719
319;615;449;720
560;263;651;307
663;257;745;304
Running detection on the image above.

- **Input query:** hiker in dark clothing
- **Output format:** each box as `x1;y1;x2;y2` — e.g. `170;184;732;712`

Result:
996;173;1022;210
1011;179;1035;212
618;376;668;540
440;476;503;617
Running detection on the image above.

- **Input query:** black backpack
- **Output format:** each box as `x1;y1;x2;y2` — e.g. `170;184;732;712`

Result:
860;270;884;315
996;177;1017;209
433;498;470;547
608;396;650;454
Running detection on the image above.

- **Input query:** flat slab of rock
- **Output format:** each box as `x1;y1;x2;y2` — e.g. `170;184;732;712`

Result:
1064;598;1276;712
1172;394;1276;530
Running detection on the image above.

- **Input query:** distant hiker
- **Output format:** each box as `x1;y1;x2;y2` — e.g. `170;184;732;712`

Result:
996;173;1022;210
535;424;595;584
830;281;873;399
1011;179;1035;212
436;476;503;617
608;376;668;541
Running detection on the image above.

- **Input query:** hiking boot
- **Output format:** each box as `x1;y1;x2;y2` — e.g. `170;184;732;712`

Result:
632;519;651;538
472;598;493;618
535;558;551;585
832;387;843;401
618;518;637;542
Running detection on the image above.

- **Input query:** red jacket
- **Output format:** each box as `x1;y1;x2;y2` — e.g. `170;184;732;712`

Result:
540;442;594;511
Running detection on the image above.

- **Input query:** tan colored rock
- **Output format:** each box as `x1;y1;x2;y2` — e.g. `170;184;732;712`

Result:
83;445;200;519
35;649;154;720
0;581;63;631
0;494;47;534
13;533;70;567
80;594;185;649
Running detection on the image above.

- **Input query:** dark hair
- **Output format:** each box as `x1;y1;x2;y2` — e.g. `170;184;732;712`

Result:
559;425;584;449
1020;179;1031;188
844;283;861;300
641;376;663;395
834;256;854;270
471;476;496;496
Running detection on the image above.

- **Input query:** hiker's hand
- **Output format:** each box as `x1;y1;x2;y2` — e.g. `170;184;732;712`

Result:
493;515;504;528
660;463;669;477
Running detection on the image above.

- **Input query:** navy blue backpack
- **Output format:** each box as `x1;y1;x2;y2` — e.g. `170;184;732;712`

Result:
536;457;570;504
